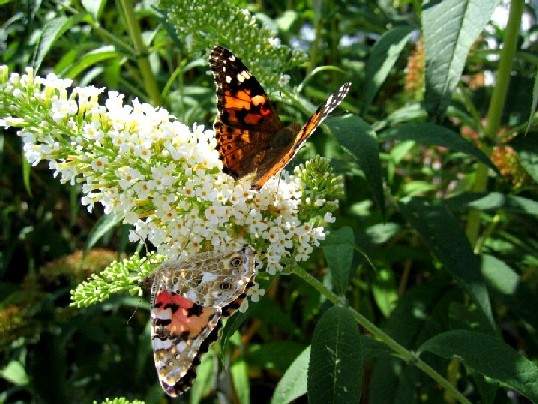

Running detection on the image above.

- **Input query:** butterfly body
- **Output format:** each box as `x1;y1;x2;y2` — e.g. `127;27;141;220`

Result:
210;45;351;190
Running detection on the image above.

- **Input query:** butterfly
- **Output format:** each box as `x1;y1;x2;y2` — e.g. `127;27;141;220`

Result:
210;45;351;190
144;244;257;397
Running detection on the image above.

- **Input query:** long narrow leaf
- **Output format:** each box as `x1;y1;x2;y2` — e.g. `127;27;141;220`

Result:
527;68;538;134
481;254;538;331
308;306;362;404
33;16;78;71
326;114;384;216
422;0;501;118
323;226;355;296
65;46;119;80
362;26;414;114
271;347;310;404
419;330;538;402
444;192;538;220
84;212;122;252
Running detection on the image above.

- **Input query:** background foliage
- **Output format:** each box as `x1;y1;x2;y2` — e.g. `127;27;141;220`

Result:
1;0;538;403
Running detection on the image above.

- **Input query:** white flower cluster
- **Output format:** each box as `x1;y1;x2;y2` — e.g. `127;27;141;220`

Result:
0;66;336;276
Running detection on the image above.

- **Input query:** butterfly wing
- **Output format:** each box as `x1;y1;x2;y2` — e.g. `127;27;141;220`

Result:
251;82;352;190
152;244;257;308
150;290;221;397
210;46;283;180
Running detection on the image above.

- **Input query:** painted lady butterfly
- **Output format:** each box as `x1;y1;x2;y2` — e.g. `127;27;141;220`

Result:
210;45;351;190
145;245;257;397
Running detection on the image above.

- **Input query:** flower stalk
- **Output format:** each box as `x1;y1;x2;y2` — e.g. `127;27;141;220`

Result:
465;0;524;245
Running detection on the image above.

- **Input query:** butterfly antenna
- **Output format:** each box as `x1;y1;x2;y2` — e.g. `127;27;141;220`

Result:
274;174;283;203
126;296;143;325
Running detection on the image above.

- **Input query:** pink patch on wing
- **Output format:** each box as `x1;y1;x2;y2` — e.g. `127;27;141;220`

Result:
154;291;213;336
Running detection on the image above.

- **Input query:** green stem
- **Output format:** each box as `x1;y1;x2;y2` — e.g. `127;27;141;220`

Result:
308;13;322;74
465;0;524;244
118;0;162;106
293;265;471;404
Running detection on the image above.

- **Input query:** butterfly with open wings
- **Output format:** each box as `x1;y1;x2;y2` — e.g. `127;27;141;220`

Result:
210;45;351;190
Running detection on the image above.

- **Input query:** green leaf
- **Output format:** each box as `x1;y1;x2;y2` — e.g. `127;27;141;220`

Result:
65;46;119;80
231;358;250;404
398;197;494;330
33;16;77;71
81;0;106;19
372;267;398;317
271;346;310;404
374;104;428;131
362;25;414;114
370;356;418;403
326;114;384;216
360;335;392;361
307;306;362;404
383;275;460;345
366;223;401;244
422;0;502;118
444;192;538;220
221;309;250;350
481;254;538;331
379;123;498;172
85;212;123;252
190;349;215;401
1;360;29;386
250;296;300;335
510;134;538;183
323;226;355;295
276;10;298;32
370;276;459;402
419;330;538;402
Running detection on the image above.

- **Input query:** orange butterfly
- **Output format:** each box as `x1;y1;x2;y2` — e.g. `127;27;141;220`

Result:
210;45;351;190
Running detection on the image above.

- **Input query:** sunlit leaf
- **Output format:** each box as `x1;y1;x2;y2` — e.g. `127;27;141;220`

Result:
362;26;414;114
422;0;501;118
271;346;310;404
308;306;362;404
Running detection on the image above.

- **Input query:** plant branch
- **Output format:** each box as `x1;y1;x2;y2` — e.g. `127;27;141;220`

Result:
292;265;471;404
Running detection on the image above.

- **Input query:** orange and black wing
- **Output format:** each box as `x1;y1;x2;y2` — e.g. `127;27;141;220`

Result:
251;82;352;190
210;46;282;179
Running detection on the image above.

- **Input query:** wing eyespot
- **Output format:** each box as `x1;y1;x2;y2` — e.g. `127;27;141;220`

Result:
229;256;244;267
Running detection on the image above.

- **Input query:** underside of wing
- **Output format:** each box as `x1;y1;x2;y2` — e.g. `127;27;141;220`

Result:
151;291;221;396
151;245;258;308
